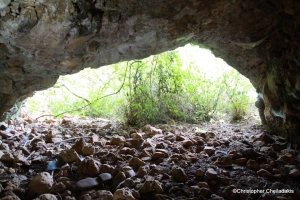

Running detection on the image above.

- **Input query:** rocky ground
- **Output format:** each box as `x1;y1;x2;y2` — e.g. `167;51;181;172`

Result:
0;116;299;200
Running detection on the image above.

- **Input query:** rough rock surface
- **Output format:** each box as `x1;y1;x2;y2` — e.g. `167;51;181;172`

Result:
0;118;299;199
0;0;300;143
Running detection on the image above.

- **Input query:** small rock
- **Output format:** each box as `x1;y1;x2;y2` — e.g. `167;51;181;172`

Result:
246;159;260;170
182;140;194;148
34;194;57;200
76;177;99;190
71;139;86;154
113;187;135;200
272;142;286;151
289;169;300;177
206;168;218;180
58;149;80;164
277;153;295;164
112;172;126;189
152;152;165;161
90;190;113;200
171;166;188;182
136;166;149;178
98;173;113;184
257;169;272;178
189;186;201;195
139;181;153;193
129;157;145;170
198;182;209;188
199;188;212;197
50;182;66;193
110;136;125;145
82;146;95;156
125;170;136;178
131;132;143;139
195;169;204;177
152;180;163;193
211;194;225;200
77;159;100;177
29;172;53;195
204;146;215;156
234;158;247;165
142;125;162;135
100;164;114;173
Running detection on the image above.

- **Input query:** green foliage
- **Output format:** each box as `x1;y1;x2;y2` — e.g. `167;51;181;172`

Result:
25;45;255;124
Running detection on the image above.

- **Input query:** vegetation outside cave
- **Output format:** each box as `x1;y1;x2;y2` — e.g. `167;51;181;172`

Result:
22;44;259;126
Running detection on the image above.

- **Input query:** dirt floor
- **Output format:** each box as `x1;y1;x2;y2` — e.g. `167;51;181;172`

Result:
0;115;299;200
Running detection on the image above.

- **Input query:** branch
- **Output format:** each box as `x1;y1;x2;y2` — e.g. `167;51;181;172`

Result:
62;83;90;103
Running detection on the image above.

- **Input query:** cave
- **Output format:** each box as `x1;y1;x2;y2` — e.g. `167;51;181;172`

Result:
0;0;300;199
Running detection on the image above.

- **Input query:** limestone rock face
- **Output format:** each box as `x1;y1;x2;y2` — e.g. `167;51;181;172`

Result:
1;0;300;143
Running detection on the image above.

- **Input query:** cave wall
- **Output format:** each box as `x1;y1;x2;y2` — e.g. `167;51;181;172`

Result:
0;0;300;143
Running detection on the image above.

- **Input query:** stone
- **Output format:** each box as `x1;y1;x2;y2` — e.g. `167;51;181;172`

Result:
289;169;300;177
112;172;126;189
204;146;215;156
272;142;286;151
152;180;163;193
182;140;194;148
82;146;95;156
110;136;126;145
50;182;66;193
277;153;295;164
129;157;145;170
113;187;135;200
142;125;162;135
34;194;57;200
198;182;209;188
136;166;149;178
195;169;205;177
58;149;80;164
76;177;99;190
77;159;100;177
100;164;114;173
171;166;188;182
98;173;113;184
151;152;165;161
29;172;53;195
90;190;113;200
233;158;247;165
206;168;218;180
257;169;272;178
139;181;153;193
246;159;260;170
199;188;212;197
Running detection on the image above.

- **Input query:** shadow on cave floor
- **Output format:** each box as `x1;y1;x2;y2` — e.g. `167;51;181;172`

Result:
0;113;299;200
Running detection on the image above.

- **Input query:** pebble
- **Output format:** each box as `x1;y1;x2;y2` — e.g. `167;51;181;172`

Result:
58;149;80;164
129;157;145;170
76;177;99;190
112;172;126;189
206;168;218;180
182;140;194;148
90;190;113;200
277;153;295;164
82;146;95;156
98;173;113;183
139;181;153;193
198;182;209;188
29;172;53;195
171;166;188;182
246;159;260;170
113;187;135;200
204;146;215;156
257;169;272;178
195;169;204;177
34;194;57;200
234;158;247;165
71;139;86;154
289;169;300;177
77;159;100;177
136;166;149;178
272;142;286;151
110;136;126;145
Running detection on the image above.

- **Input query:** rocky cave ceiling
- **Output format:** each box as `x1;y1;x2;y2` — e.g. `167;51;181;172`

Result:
0;0;300;144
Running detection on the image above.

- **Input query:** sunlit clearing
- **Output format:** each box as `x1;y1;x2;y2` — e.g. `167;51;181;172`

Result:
25;44;258;124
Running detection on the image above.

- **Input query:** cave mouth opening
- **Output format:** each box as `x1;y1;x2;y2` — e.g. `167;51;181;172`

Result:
21;44;259;126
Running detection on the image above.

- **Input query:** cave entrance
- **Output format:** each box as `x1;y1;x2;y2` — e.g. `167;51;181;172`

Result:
23;44;258;126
